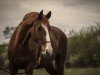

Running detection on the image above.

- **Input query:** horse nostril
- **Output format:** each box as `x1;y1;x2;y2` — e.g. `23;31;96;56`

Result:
46;49;53;55
46;51;50;56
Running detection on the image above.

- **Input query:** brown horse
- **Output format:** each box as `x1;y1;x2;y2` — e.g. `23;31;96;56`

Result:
8;10;67;75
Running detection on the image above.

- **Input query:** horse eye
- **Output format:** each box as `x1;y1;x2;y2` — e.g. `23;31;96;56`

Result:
37;27;42;31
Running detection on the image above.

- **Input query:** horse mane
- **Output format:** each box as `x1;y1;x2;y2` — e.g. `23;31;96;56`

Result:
14;12;38;48
23;12;38;21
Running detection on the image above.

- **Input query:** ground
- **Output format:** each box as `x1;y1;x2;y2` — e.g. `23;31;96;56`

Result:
0;67;100;75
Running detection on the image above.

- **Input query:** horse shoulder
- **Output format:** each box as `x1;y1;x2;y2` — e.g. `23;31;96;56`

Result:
51;26;67;58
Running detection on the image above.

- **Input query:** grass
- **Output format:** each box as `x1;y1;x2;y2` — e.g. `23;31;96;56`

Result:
65;67;100;75
0;67;100;75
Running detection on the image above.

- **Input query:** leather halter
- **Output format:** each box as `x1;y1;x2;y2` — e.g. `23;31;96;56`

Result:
34;37;51;44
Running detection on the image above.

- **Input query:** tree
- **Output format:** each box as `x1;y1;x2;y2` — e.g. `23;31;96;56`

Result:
3;26;16;39
0;26;16;67
0;44;7;67
67;23;100;67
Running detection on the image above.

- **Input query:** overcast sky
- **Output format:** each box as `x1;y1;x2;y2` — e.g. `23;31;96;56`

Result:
0;0;100;44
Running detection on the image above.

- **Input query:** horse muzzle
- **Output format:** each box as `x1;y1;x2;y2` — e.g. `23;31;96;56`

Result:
41;51;54;64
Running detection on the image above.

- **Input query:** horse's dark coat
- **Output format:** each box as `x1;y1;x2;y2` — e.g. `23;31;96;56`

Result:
8;11;67;75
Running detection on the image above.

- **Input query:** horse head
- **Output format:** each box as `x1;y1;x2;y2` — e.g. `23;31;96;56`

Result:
22;10;54;63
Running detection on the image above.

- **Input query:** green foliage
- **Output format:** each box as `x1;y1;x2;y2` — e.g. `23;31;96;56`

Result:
0;44;7;66
0;44;7;55
67;23;100;67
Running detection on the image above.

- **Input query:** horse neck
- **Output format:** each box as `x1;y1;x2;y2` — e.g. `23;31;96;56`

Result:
14;25;30;50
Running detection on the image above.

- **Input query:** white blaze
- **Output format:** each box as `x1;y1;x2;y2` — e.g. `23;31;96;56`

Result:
42;23;53;55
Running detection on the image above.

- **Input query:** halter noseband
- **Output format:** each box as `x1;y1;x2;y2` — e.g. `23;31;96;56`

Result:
33;38;51;44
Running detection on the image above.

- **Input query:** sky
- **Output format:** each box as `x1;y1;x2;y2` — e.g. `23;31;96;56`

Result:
0;0;100;44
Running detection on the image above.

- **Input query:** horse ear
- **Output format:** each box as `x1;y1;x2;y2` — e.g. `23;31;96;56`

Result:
38;10;43;20
46;11;51;19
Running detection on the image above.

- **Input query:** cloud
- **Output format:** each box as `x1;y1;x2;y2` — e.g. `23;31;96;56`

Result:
0;0;100;44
